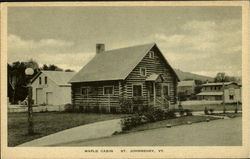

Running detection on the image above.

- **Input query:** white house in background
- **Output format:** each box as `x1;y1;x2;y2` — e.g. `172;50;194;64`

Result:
31;71;75;105
177;80;196;96
197;82;242;104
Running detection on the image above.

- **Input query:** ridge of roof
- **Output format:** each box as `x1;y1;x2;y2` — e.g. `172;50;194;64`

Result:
69;42;179;83
32;71;75;86
69;43;156;83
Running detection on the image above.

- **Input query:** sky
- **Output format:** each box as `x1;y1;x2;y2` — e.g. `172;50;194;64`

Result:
7;6;242;77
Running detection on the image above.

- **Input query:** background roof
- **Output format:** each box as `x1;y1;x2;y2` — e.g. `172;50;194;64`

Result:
32;71;75;86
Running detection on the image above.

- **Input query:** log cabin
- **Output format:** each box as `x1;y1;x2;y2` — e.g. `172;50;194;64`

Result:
69;43;179;113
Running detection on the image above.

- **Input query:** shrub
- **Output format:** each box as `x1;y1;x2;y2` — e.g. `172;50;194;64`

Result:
184;109;193;116
64;104;74;112
93;106;99;113
119;98;133;113
204;107;209;115
121;115;143;131
209;108;214;114
165;110;176;119
144;107;166;122
179;109;185;116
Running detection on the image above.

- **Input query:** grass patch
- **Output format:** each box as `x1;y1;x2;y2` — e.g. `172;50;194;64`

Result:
182;104;241;112
211;112;242;118
8;112;128;147
125;116;220;133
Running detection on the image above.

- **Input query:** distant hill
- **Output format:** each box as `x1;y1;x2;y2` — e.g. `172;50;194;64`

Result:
174;69;214;82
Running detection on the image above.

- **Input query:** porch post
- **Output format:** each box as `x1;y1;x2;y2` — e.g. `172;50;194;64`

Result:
153;82;156;107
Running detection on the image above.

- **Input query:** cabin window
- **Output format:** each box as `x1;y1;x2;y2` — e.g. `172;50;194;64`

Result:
45;76;47;84
149;51;154;59
39;77;42;85
103;86;114;95
81;87;89;96
140;67;146;76
229;95;234;100
133;85;142;97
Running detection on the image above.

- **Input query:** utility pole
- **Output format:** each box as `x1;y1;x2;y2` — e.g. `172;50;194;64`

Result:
222;77;226;113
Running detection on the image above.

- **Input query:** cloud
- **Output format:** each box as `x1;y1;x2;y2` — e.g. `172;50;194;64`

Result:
143;19;242;77
8;34;74;55
7;18;241;77
8;34;95;71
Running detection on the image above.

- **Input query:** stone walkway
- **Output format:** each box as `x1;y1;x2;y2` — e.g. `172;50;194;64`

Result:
18;119;122;147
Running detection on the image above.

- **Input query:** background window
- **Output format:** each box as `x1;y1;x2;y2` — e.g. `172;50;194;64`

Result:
140;67;146;76
229;95;234;100
39;77;42;85
104;86;113;95
133;85;142;96
45;76;47;84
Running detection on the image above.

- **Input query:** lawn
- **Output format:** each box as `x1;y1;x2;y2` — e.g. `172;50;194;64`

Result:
8;112;129;146
126;116;220;133
182;103;241;112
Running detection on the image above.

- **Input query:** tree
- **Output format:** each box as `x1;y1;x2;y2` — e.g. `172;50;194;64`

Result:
7;60;40;104
65;69;74;72
214;72;230;82
41;64;63;71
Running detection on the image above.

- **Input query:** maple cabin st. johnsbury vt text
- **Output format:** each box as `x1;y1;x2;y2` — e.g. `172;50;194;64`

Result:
69;43;179;113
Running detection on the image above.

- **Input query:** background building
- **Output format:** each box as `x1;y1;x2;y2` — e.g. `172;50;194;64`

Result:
31;71;75;105
197;82;241;103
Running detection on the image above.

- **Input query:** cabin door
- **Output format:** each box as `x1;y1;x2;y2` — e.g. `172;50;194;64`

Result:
36;88;43;105
46;92;53;105
161;83;169;99
161;83;170;108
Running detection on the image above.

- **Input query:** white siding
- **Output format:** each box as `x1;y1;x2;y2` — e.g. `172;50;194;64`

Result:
224;88;241;103
31;73;72;105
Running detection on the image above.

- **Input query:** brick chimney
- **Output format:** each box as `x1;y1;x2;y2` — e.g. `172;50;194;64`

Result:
96;44;105;54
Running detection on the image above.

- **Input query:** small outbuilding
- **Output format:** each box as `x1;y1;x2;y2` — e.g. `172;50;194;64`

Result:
177;80;196;96
31;71;75;105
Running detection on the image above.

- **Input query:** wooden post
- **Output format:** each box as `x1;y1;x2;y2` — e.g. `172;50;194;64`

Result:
222;81;226;113
153;82;156;107
27;85;34;134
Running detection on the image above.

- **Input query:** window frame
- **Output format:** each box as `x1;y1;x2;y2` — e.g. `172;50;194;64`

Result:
132;83;143;97
45;76;48;84
39;77;42;85
81;87;89;97
149;51;155;59
103;85;114;95
140;67;147;77
229;95;234;100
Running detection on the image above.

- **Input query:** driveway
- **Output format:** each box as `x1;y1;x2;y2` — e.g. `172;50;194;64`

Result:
19;119;122;146
57;117;242;146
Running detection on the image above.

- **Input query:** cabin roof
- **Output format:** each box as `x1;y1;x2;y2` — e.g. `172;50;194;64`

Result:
178;80;195;87
69;43;179;83
31;71;75;86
